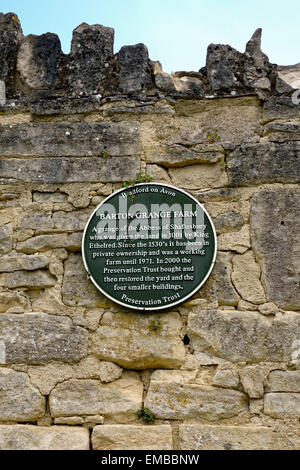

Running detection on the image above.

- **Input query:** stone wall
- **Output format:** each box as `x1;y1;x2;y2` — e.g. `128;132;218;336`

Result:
0;12;299;450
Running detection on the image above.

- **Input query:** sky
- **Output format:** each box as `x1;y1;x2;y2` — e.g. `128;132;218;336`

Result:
1;0;299;73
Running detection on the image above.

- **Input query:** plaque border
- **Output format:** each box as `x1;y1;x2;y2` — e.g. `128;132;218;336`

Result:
82;183;217;312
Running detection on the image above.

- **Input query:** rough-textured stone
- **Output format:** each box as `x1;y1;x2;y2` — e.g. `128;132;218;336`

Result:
213;369;240;389
264;393;300;418
214;211;243;234
206;43;245;93
0;313;88;364
232;251;266;304
0;223;13;254
0;368;45;422
240;365;267;398
0;425;89;450
217;225;251;253
99;362;123;383
196;188;239;203
179;424;300;450
200;251;240;306
251;190;300;310
263;96;300;122
0;156;140;184
62;253;106;307
17;233;82;253
17;33;61;90
91;311;185;369
49;372;143;423
259;302;279;316
0;269;56;289
27;363;73;395
0;80;5;105
0;254;49;272
265;370;300;392
0;13;23;97
169;163;228;190
92;425;173;450
118;44;151;93
18;210;90;233
263;121;300;142
188;310;300;363
0;291;30;313
0;122;140;157
144;370;248;420
145;144;224;167
69;23;114;94
228;142;300;186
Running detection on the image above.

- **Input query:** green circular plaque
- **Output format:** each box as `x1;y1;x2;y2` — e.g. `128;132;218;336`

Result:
82;183;217;311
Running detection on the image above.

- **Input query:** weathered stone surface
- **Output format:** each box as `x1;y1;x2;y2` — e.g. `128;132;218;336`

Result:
232;251;266;304
0;156;140;184
179;424;300;450
251;190;300;310
144;370;248;420
118;44;151;93
91;311;185;369
0;425;89;450
266;370;300;392
0;270;56;289
263;96;300;122
206;43;245;93
263;121;300;142
169;163;228;190
28;363;73;395
228;142;300;185
0;291;30;313
0;13;23;97
69;23;114;94
0;368;45;422
196;187;239;203
259;302;279;316
240;365;267;398
217;225;251;253
99;362;123;383
214;211;243;234
145;144;224;167
49;372;143;422
188;310;300;363
0;122;140;157
264;393;300;418
17;233;82;253
18;210;90;233
73;356;102;379
200;252;240;306
0;313;88;364
0;254;49;272
92;425;173;450
0;80;5;106
17;33;61;90
243;29;271;91
213;368;240;389
62;253;106;307
0;223;13;254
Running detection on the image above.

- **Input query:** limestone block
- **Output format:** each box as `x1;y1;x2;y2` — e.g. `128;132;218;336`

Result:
145;144;224;167
17;210;90;233
0;369;45;422
200;251;240;306
73;356;102;379
0;425;89;450
0;156;140;184
263;96;300;122
144;370;248;420
214;211;243;234
264;393;300;418
0;254;49;272
99;362;123;383
265;370;300;392
0;270;56;289
0;313;88;364
0;291;30;313
196;188;239;203
0;13;23;96
179;424;300;450
213;368;240;389
0;122;140;157
259;302;279;316
240;365;267;398
118;44;151;93
169;164;228;190
187;310;300;363
92;425;173;450
251;190;300;310
232;251;266;304
263;121;300;142
62;252;106;307
217;225;251;253
17;232;82;254
91;311;185;369
228;142;300;185
27;363;74;395
49;372;143;423
0;223;13;254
